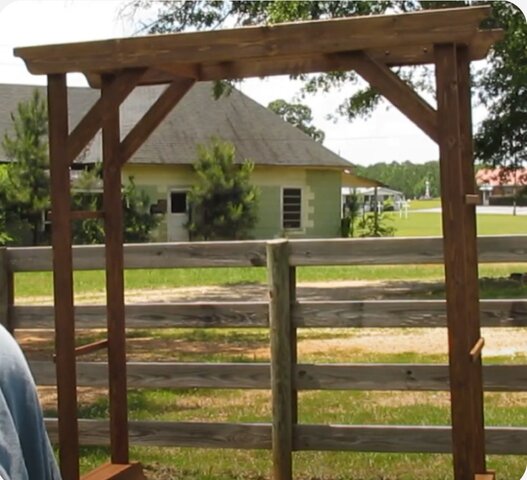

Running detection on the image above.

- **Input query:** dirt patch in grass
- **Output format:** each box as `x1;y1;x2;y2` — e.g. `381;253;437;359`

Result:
16;279;527;362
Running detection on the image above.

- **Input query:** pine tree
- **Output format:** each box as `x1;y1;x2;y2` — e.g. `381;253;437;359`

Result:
187;138;259;240
2;90;49;245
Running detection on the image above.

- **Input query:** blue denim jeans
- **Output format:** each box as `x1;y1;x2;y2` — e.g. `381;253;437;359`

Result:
0;324;61;480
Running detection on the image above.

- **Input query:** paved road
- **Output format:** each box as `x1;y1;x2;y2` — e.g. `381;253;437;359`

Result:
414;206;527;215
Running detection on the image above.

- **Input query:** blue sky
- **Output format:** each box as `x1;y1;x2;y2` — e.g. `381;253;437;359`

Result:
1;0;525;165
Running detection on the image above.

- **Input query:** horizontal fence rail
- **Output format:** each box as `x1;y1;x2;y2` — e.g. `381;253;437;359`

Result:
31;361;527;392
43;420;527;455
12;299;527;329
6;235;527;271
3;236;527;469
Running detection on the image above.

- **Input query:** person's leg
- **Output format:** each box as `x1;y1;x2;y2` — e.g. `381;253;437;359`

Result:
0;324;61;480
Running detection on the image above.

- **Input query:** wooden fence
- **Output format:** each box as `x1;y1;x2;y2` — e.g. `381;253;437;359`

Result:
1;235;527;472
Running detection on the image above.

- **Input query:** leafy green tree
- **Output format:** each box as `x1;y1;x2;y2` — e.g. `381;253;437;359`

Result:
341;192;362;237
126;1;527;170
72;165;160;244
353;160;440;199
1;90;49;245
123;177;160;243
474;2;527;171
0;166;11;245
267;99;325;142
186;137;259;240
71;164;104;244
357;210;396;238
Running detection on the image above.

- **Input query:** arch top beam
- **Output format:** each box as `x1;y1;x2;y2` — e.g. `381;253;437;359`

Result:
15;6;499;82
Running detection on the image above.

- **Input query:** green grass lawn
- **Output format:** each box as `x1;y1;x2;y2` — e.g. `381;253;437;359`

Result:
390;211;527;237
407;198;442;210
13;262;527;299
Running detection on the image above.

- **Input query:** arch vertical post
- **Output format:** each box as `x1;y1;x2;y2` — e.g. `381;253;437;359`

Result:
435;44;487;479
101;74;130;464
48;73;80;480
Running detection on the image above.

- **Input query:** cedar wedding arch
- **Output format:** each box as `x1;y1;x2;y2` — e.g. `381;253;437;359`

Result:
14;6;502;480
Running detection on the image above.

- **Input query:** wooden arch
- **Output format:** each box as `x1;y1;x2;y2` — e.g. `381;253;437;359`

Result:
14;6;502;480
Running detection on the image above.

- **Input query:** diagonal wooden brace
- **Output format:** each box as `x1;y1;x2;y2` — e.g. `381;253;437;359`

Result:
66;68;147;165
120;77;195;165
351;51;438;142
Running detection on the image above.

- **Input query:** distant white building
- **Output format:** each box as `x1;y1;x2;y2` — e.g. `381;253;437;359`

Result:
342;186;405;212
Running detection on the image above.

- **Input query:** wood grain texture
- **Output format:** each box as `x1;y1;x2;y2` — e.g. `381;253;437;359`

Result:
267;240;293;480
296;424;527;455
30;362;527;393
6;235;526;271
74;339;108;357
13;302;269;329
46;420;272;449
369;29;503;67
12;299;527;330
81;462;146;480
44;419;527;455
102;74;129;464
15;7;491;75
47;73;80;480
351;52;437;141
435;43;486;479
289;266;298;425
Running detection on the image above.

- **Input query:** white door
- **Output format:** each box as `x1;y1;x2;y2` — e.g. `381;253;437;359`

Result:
167;190;189;242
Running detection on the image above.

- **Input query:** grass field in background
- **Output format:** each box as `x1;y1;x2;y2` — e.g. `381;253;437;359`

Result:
390;211;527;237
14;262;527;299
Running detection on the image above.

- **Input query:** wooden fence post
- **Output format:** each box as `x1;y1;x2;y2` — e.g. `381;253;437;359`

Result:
0;248;14;333
435;44;487;479
289;266;298;425
267;239;293;480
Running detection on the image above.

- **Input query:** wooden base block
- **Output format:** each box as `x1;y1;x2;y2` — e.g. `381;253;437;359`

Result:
81;462;147;480
475;471;496;480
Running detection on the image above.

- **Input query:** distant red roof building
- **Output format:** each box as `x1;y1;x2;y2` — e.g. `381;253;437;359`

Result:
476;167;527;204
476;168;527;187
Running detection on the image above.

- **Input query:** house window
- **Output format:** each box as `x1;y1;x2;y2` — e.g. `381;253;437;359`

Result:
282;188;302;229
170;191;187;214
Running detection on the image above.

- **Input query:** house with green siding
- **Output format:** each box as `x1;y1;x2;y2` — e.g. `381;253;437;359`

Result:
0;83;370;241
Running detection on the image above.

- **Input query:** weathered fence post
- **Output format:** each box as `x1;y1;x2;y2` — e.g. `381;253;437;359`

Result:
0;248;14;333
267;239;293;480
289;265;298;425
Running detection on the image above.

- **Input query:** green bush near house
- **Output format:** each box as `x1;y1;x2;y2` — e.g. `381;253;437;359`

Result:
186;137;259;241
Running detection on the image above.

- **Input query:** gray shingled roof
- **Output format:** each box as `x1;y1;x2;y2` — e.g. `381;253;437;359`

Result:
0;82;351;169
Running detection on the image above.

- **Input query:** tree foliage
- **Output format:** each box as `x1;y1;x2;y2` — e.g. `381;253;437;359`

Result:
353;160;440;199
1;90;160;246
72;165;160;244
356;210;396;238
125;0;527;170
474;2;527;170
1;90;50;245
267;99;325;142
123;177;160;243
186;137;259;240
125;0;420;109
